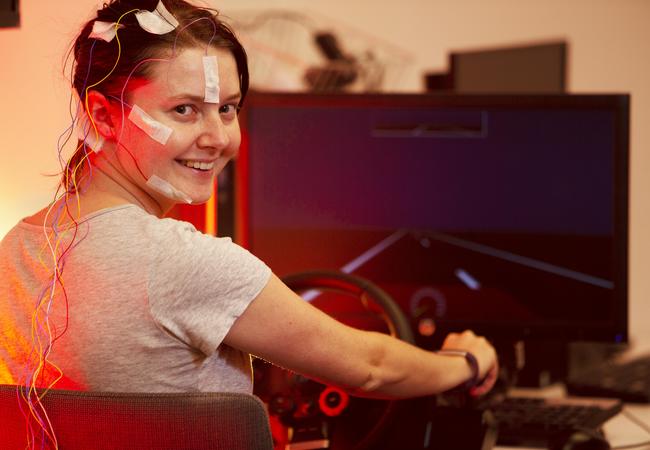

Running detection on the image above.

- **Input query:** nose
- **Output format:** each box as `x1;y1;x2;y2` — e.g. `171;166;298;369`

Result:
197;111;230;152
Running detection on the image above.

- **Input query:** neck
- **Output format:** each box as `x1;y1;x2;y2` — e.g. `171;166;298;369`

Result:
80;152;171;218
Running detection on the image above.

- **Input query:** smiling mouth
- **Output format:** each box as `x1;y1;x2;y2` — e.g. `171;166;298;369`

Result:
177;159;215;171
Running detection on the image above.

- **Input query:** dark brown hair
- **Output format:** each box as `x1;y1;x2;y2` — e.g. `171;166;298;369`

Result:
64;0;249;192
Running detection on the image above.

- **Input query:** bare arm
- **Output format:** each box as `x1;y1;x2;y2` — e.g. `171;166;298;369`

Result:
224;274;498;399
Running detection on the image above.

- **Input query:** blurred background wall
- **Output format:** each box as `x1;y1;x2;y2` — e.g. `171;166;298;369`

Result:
1;0;648;342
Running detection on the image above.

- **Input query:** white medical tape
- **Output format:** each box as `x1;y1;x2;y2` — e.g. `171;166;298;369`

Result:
89;21;124;42
146;174;193;204
128;104;173;145
77;110;104;153
203;55;220;104
135;0;179;35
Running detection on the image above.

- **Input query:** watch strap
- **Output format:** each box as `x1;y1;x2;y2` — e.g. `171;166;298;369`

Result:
435;349;480;391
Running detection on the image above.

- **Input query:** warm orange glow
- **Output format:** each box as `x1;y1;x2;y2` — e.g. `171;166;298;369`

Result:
235;129;250;248
204;181;217;236
0;276;41;385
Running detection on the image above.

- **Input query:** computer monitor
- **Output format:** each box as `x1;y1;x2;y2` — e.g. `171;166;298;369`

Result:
0;0;19;27
233;92;629;351
448;41;567;93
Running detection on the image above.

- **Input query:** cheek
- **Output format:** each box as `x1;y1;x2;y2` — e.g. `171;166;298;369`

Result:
231;130;242;150
228;123;242;152
117;122;170;170
163;127;196;154
118;119;159;150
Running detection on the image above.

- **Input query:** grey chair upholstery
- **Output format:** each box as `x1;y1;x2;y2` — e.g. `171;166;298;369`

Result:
0;384;274;450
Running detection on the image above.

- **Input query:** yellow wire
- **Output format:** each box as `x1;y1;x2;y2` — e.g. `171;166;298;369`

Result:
26;12;140;449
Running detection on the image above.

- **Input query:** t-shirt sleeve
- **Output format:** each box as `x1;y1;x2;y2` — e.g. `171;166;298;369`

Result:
146;217;272;355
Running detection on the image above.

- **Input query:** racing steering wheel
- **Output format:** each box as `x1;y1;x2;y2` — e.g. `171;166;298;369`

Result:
253;270;414;450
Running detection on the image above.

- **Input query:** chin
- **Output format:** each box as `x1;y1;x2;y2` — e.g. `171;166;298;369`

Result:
190;196;211;205
189;189;214;205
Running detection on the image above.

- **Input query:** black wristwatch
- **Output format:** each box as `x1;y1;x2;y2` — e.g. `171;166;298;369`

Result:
435;349;480;391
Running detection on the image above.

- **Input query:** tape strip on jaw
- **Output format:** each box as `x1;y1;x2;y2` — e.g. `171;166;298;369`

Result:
146;174;193;204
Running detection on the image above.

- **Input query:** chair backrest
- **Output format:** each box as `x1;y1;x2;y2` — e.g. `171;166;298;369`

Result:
0;384;274;450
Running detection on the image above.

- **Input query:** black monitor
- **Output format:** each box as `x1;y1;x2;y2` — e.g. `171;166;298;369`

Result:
0;0;19;27
449;41;567;93
233;92;629;354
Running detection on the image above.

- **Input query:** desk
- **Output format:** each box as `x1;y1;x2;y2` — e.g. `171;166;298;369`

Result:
602;404;650;449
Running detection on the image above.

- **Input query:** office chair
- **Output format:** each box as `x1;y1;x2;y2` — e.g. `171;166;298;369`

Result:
0;384;274;450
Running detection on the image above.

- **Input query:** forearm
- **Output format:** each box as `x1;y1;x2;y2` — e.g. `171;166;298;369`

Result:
226;275;496;400
326;330;475;399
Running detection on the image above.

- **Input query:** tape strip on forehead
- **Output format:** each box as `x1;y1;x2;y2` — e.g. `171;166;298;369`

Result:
203;55;220;104
128;104;173;145
146;174;193;204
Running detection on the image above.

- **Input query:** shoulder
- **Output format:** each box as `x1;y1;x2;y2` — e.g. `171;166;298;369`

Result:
63;205;201;267
89;205;198;244
86;204;270;280
0;222;25;260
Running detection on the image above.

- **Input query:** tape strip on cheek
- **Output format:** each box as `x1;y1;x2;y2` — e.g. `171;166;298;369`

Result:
146;174;193;204
128;105;173;145
203;55;220;104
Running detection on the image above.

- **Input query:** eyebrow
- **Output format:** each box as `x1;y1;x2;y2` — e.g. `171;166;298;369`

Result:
169;93;204;103
221;92;242;104
169;92;242;104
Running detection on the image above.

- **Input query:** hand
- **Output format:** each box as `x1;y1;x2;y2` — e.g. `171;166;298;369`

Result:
441;330;499;397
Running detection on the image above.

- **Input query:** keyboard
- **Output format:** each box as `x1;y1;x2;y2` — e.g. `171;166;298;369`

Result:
492;395;623;446
567;354;650;403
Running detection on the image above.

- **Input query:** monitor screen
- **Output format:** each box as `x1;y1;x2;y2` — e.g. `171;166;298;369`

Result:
234;93;629;344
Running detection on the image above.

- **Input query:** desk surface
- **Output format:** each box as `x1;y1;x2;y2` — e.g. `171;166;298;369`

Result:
495;386;650;449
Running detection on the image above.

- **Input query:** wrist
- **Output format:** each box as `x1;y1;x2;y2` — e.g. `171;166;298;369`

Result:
435;349;480;391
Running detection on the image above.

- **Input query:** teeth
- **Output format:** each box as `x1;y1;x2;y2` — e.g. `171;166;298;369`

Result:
180;160;214;171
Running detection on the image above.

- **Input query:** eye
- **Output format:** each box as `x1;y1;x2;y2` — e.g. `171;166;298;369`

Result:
219;103;239;120
174;104;196;116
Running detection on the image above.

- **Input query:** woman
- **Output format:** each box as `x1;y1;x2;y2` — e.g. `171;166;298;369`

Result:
0;0;498;444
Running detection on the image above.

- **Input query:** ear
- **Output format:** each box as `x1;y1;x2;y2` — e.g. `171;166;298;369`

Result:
85;90;117;139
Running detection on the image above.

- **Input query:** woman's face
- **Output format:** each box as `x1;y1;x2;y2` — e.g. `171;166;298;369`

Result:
112;45;242;208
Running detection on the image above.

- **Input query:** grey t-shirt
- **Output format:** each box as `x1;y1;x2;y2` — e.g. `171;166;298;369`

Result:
0;204;271;393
